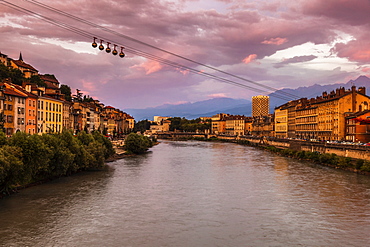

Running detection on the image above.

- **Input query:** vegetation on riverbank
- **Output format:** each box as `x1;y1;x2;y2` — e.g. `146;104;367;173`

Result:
234;139;370;175
0;130;115;196
124;133;155;154
193;136;370;175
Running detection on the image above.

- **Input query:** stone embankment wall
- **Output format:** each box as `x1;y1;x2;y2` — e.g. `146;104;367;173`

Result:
237;136;370;161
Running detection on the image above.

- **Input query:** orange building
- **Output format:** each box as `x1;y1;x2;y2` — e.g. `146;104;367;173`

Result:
345;110;370;143
12;84;38;135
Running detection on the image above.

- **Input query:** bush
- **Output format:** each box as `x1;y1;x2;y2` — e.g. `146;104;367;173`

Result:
8;132;52;182
0;145;23;194
338;156;352;168
125;133;153;154
319;153;338;166
39;134;75;178
0;131;116;194
360;160;370;172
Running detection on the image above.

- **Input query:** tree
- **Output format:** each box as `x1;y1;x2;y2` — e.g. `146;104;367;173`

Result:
0;63;10;80
124;133;153;154
29;75;46;87
0;63;24;85
0;145;24;195
0;112;5;133
8;67;24;86
60;84;72;101
134;119;152;133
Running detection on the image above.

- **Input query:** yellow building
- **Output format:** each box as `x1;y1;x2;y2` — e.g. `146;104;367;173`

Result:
274;107;288;138
225;115;253;136
275;86;370;141
38;95;63;134
211;113;229;134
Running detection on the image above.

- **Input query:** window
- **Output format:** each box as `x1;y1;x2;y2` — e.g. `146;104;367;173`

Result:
8;104;12;111
6;128;12;135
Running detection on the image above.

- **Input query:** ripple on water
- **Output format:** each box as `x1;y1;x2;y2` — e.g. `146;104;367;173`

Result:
0;140;370;246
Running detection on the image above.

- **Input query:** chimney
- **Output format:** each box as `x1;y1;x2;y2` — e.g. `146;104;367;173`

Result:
26;84;32;92
359;87;366;95
352;86;356;112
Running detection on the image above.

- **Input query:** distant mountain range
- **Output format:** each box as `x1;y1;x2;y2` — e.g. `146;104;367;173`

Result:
125;75;370;121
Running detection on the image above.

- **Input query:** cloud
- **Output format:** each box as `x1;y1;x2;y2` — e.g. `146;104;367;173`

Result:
208;93;228;98
332;39;370;64
242;54;258;64
274;55;318;68
131;60;163;75
0;0;367;110
303;0;370;26
262;37;288;45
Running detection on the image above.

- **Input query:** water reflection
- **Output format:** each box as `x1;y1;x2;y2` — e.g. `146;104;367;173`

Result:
0;140;370;246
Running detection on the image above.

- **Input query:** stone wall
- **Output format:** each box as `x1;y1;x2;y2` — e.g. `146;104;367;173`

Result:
239;136;370;161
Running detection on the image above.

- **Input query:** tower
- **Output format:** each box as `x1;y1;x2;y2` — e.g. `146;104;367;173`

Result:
252;95;269;117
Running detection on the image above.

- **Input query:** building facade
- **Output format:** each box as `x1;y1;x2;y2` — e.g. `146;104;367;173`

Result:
252;95;269;117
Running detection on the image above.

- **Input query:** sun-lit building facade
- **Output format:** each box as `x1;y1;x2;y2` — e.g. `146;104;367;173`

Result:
252;95;269;117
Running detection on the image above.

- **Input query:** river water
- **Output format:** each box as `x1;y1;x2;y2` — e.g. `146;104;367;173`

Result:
1;140;370;247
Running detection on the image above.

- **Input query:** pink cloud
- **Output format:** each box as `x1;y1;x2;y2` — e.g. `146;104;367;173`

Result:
333;39;370;63
176;68;190;75
303;0;370;26
131;60;163;75
361;67;370;73
262;37;288;45
208;93;228;98
242;54;257;64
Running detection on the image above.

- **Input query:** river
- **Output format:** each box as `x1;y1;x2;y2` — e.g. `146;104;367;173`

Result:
1;140;370;246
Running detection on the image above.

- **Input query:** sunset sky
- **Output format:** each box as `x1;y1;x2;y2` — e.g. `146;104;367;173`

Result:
0;0;369;109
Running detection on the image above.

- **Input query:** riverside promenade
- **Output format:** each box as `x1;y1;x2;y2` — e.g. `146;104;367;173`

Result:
155;132;370;161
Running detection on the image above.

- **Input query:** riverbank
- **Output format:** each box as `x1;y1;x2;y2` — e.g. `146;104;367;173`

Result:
0;131;116;198
188;136;370;176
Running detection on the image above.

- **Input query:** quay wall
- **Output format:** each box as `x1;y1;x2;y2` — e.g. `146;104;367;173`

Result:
238;136;370;161
156;132;370;161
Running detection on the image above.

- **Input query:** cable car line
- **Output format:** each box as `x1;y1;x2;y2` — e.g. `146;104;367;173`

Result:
24;0;300;100
1;0;298;101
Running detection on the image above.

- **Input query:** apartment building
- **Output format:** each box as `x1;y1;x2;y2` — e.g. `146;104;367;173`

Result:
252;95;269;117
345;110;370;143
211;113;229;134
274;107;288;138
0;52;135;136
11;83;38;135
274;86;370;141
